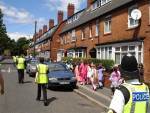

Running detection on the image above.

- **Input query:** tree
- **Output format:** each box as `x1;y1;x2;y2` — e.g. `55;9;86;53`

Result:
0;9;10;54
16;37;30;55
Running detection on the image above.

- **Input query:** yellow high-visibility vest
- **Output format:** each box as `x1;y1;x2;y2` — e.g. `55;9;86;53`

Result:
17;57;25;69
122;83;149;113
36;64;48;84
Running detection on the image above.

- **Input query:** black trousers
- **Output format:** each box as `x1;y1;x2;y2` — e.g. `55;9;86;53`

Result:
37;84;47;102
17;69;24;83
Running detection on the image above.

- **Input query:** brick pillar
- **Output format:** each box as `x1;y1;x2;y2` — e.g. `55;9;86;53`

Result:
87;0;93;7
58;10;63;24
43;25;47;34
49;19;54;29
67;3;75;18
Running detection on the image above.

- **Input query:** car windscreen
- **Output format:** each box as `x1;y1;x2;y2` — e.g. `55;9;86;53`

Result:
48;64;67;71
30;61;38;66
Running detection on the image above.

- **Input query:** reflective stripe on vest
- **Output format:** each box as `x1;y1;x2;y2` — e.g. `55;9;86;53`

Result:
122;83;150;113
17;58;25;69
36;64;48;84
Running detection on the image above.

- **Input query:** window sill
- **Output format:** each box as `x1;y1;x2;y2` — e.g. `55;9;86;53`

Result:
103;32;111;36
126;25;139;30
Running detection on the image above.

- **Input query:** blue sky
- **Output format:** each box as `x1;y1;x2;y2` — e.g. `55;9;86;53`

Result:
0;0;86;41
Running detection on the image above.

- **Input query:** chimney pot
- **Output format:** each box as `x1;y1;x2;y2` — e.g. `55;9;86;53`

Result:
49;19;54;29
87;0;93;7
67;3;75;18
43;25;47;34
58;10;63;24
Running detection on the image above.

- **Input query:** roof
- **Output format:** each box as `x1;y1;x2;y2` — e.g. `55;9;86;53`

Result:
35;25;58;45
61;0;134;34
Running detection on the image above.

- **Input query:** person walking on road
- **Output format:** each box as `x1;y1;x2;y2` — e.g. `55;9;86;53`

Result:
16;54;26;84
97;64;105;89
0;69;4;95
107;55;150;113
35;57;49;106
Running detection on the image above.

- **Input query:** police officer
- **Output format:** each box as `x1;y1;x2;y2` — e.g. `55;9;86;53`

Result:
16;54;26;83
35;57;49;106
108;55;150;113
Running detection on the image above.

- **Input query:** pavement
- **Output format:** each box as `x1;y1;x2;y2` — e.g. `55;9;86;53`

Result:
74;84;112;110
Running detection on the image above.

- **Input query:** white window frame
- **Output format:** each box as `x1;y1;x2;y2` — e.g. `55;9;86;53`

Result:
95;19;99;36
101;0;111;6
71;30;76;42
128;5;139;28
89;26;92;38
104;16;111;34
81;29;85;40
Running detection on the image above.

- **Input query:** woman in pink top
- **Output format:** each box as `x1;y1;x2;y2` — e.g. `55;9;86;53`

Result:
79;60;87;85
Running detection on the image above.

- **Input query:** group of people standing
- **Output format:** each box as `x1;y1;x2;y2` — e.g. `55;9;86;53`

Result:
74;60;105;91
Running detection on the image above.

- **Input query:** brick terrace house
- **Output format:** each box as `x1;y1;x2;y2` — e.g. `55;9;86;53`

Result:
59;0;150;83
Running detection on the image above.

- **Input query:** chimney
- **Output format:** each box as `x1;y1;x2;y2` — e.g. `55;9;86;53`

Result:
87;0;93;7
49;19;54;29
58;10;63;24
67;3;75;18
39;29;42;37
43;25;47;34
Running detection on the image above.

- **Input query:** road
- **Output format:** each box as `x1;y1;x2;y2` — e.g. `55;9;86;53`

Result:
0;59;106;113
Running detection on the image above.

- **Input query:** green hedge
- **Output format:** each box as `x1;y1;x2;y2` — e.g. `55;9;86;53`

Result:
62;57;114;70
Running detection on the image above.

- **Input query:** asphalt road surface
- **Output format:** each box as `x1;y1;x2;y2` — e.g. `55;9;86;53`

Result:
0;59;106;113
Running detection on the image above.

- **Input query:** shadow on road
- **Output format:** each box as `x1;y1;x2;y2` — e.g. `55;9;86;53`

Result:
23;81;32;84
47;97;57;105
48;86;74;92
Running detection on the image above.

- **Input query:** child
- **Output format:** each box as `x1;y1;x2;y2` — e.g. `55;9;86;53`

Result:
97;64;105;89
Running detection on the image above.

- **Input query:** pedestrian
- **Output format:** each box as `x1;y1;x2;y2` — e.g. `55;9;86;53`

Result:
35;57;49;106
0;69;4;95
109;64;121;95
90;63;97;91
79;59;87;85
74;62;80;82
16;54;26;84
87;62;92;84
97;64;105;89
107;55;150;113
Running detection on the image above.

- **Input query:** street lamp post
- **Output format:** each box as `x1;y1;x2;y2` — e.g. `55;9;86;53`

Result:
34;21;37;58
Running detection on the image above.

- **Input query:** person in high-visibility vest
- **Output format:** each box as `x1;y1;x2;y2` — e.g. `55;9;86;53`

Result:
108;55;150;113
16;55;26;84
35;57;49;106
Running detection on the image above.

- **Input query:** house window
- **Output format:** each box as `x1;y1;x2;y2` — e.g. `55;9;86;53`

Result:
95;20;99;36
89;26;92;38
71;30;76;41
81;28;85;40
97;46;112;59
96;42;143;64
75;49;85;58
104;16;111;34
128;5;138;28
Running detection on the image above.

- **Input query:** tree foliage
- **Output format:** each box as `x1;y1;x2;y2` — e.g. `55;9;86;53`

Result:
0;9;31;56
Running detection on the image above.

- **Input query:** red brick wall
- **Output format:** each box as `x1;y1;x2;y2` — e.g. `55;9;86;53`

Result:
50;21;66;61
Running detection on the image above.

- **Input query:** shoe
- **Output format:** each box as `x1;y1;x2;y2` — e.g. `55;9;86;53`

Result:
44;101;48;106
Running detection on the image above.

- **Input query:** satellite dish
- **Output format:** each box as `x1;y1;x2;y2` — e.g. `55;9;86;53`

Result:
131;9;142;20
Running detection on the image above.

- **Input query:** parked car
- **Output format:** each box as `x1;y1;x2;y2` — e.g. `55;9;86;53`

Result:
26;59;39;77
47;62;77;89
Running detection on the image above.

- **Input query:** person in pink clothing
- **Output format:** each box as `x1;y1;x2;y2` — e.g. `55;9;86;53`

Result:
109;65;121;94
79;60;87;85
74;62;80;82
